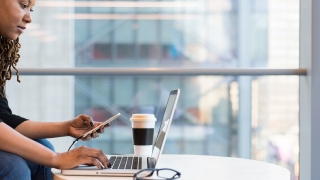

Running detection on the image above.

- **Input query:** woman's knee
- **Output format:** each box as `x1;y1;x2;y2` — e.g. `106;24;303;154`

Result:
34;139;55;151
0;151;31;180
30;139;54;180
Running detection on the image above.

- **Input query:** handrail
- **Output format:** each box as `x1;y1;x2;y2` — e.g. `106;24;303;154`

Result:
14;68;307;76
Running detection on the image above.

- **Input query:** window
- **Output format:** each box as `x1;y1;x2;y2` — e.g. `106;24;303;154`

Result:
6;0;302;179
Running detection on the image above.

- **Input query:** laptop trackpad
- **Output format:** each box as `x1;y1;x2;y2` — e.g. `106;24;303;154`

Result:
73;165;99;170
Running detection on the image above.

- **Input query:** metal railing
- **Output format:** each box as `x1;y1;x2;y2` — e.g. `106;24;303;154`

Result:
15;68;307;76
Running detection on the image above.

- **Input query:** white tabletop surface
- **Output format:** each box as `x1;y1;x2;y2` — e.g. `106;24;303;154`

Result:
52;154;290;180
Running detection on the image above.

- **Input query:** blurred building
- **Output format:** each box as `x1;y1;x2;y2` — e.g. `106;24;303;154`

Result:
5;0;299;179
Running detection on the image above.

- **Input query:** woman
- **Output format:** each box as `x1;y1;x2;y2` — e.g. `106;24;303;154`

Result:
0;0;110;179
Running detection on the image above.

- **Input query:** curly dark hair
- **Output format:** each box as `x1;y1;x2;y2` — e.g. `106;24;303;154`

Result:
0;36;21;97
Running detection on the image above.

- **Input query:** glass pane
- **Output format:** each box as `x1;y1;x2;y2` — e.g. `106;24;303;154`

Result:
17;0;299;68
4;1;300;180
6;75;299;180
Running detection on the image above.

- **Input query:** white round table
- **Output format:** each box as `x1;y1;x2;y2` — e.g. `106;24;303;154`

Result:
52;154;290;180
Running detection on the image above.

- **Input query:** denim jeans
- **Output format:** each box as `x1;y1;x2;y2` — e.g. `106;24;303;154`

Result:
0;139;55;180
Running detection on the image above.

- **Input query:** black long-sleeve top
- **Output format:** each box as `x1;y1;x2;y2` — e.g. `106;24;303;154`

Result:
0;97;28;128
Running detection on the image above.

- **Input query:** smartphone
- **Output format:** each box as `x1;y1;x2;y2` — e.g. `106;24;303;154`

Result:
81;113;121;138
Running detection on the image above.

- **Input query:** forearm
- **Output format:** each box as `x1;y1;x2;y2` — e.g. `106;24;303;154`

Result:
15;120;69;139
0;122;59;168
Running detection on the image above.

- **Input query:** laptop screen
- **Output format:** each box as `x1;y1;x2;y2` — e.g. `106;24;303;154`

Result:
151;89;180;162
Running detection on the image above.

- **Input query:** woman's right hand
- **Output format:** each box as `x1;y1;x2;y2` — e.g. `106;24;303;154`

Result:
53;146;110;170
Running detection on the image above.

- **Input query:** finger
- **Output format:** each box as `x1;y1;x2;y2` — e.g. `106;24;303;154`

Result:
97;123;109;133
90;132;95;138
87;149;109;169
90;130;98;138
86;158;103;169
82;135;92;141
80;114;94;127
98;125;105;133
92;132;99;138
93;122;102;128
89;117;94;127
99;150;111;168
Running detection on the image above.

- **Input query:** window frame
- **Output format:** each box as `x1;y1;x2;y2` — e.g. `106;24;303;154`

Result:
13;0;313;178
300;0;316;180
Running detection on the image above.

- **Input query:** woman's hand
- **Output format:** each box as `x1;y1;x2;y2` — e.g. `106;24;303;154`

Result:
53;146;110;170
66;114;110;140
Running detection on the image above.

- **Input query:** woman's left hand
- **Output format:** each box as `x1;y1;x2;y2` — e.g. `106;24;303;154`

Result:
66;114;109;141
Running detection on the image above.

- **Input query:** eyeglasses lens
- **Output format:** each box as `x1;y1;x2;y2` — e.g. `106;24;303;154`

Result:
157;169;178;179
135;170;154;179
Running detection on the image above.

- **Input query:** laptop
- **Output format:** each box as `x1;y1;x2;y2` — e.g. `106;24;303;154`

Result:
62;89;180;176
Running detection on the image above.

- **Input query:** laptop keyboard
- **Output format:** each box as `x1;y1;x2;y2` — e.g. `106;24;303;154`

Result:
109;156;142;169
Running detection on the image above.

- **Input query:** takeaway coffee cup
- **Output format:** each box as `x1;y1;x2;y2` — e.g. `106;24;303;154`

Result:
130;114;156;156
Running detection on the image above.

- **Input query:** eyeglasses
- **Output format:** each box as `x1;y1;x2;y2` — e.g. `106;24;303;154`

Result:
133;168;181;180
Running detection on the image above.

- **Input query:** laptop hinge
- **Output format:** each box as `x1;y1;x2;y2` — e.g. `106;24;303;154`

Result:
147;157;156;169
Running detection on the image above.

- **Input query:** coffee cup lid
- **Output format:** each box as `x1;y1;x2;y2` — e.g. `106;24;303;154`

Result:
130;114;156;122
